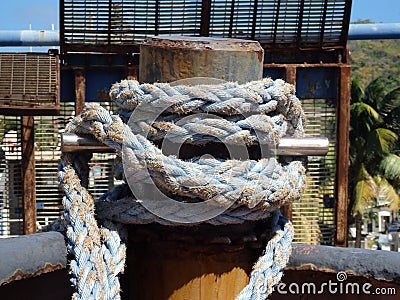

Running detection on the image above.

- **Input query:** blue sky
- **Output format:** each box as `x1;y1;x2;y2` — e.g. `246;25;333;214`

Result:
0;0;398;51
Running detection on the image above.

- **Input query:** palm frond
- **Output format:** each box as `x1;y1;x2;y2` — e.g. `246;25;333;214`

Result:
384;107;400;132
353;164;377;215
376;176;400;211
379;153;400;182
351;77;364;103
380;87;400;116
367;128;398;154
350;102;382;124
365;77;386;107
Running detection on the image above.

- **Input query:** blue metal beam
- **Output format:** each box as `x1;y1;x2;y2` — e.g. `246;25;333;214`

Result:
348;23;400;40
0;30;59;47
0;23;399;48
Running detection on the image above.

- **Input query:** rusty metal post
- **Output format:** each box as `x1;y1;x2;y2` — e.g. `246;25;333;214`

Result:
139;36;264;83
21;116;36;234
74;69;85;115
335;64;351;247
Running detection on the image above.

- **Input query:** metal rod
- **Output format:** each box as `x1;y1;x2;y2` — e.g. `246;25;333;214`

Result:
348;23;400;40
62;133;329;156
0;30;59;46
0;23;399;48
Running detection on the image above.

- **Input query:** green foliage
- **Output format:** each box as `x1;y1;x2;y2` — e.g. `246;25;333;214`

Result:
349;77;400;217
348;36;400;90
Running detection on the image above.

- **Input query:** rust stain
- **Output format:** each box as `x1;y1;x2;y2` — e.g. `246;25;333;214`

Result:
257;50;264;63
1;263;64;286
285;263;336;273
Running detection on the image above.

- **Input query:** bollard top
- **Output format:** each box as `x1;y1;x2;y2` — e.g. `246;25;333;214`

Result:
141;36;263;52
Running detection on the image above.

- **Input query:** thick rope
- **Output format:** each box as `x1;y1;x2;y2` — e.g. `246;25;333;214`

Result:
60;154;126;300
60;78;306;300
236;213;294;300
110;78;305;145
66;103;306;216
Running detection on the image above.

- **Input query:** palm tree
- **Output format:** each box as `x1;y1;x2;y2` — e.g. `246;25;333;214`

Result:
349;77;400;247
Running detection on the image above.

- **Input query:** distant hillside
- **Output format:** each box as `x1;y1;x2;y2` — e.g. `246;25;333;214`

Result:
348;21;400;90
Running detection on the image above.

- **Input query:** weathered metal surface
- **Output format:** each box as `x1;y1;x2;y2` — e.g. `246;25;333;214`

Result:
126;222;267;299
264;64;341;100
335;65;351;246
0;53;60;116
296;67;339;100
22;116;36;235
139;36;264;84
0;231;67;285
62;133;329;157
288;244;400;282
60;53;138;103
74;69;85;115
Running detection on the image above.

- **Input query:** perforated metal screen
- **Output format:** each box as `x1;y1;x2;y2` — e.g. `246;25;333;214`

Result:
0;103;122;236
0;53;59;115
292;98;336;245
61;0;351;53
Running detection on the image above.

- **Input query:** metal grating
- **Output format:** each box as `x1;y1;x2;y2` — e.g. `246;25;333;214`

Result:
60;0;351;53
0;116;22;236
0;53;59;116
292;98;336;245
0;102;123;236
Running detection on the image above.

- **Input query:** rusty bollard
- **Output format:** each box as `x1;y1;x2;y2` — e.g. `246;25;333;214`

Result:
139;36;264;83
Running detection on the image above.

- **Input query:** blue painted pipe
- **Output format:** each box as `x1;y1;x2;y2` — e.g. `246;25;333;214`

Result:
348;23;400;40
0;23;398;47
0;30;59;46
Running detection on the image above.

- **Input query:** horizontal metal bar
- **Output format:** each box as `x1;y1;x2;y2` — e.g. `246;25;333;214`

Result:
62;133;329;156
0;232;67;285
348;23;400;40
0;30;59;47
277;137;329;156
289;244;400;282
0;23;399;48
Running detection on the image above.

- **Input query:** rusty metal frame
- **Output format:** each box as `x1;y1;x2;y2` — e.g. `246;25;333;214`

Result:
264;58;351;247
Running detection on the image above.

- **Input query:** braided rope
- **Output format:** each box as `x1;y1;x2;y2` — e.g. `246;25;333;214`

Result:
110;78;305;145
60;78;306;299
59;154;126;300
66;103;306;215
236;213;294;300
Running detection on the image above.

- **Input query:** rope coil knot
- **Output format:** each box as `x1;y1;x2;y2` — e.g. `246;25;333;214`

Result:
60;77;307;300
